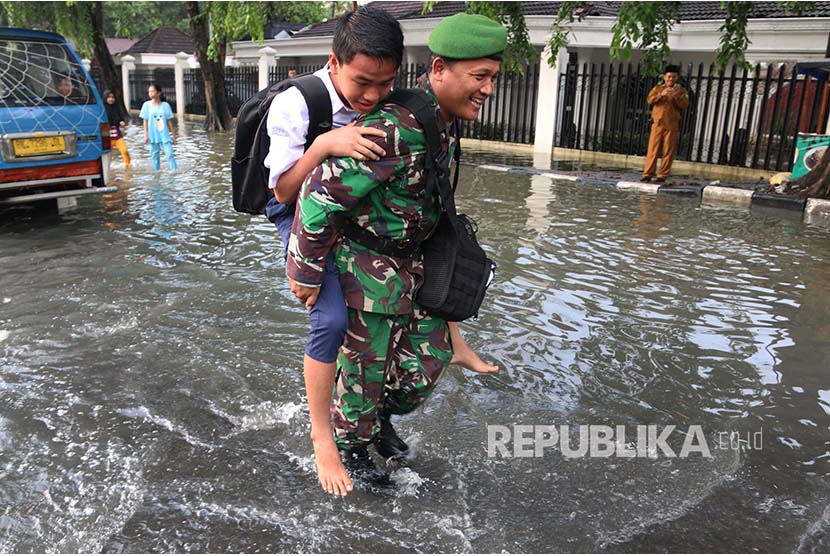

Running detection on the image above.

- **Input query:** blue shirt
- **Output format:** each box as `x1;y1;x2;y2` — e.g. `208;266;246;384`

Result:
139;101;174;144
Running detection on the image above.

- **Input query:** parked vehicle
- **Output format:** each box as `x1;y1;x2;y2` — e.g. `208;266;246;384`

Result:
0;28;116;208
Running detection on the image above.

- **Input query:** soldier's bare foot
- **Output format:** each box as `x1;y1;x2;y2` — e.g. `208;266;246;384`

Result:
448;322;498;373
451;342;499;373
312;437;353;496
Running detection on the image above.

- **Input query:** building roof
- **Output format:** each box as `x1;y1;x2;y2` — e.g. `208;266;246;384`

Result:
264;21;308;39
124;27;193;56
105;38;137;56
679;2;830;20
292;1;830;38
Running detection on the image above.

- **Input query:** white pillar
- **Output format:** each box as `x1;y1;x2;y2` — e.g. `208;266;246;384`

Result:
533;46;567;158
174;51;189;123
81;58;91;72
404;46;419;72
121;55;135;113
258;47;277;90
826;93;830;135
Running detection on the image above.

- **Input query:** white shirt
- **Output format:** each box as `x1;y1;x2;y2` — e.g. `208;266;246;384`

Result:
263;66;358;190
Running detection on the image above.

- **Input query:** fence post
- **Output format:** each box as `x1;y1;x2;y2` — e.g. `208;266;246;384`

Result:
533;46;567;159
121;55;135;111
259;47;277;90
174;52;189;123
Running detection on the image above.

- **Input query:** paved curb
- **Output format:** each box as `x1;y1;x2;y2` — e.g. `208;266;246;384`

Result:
617;181;659;193
462;161;827;226
702;185;753;206
750;192;806;212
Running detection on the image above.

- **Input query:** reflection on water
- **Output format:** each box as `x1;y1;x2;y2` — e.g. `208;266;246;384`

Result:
1;127;829;552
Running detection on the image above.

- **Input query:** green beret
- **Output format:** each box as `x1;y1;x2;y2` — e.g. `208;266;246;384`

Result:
429;13;507;60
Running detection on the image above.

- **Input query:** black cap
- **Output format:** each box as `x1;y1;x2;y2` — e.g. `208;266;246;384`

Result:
664;64;680;74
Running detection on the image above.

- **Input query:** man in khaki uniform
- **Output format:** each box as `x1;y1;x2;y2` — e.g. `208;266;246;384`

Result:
641;65;689;183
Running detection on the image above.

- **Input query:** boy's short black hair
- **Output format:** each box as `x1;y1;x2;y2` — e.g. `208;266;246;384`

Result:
332;6;404;69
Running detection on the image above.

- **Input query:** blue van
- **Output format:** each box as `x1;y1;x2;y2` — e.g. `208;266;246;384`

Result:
0;28;116;207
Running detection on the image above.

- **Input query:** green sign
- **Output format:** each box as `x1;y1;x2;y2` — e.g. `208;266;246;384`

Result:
792;133;830;180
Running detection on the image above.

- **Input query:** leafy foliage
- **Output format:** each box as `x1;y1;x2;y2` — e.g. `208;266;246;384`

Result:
264;1;349;24
103;2;189;38
543;1;817;75
717;2;754;72
609;2;680;76
547;1;589;67
466;2;537;72
198;2;266;62
1;1;96;56
89;1;334;41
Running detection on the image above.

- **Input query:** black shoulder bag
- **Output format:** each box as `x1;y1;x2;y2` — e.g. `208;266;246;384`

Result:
402;92;496;321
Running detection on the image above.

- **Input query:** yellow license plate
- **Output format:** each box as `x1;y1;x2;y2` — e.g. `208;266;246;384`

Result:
12;135;66;157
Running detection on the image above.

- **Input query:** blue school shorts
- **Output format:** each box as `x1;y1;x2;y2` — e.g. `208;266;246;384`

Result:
266;197;347;363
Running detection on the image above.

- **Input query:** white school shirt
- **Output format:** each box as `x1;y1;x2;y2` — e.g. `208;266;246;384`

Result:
263;66;359;191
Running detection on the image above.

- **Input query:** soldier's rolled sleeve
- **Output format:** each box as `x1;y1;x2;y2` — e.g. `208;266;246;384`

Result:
287;120;401;286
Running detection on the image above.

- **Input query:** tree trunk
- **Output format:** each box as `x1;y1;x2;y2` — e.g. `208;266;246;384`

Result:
88;2;130;122
186;1;233;132
786;148;830;199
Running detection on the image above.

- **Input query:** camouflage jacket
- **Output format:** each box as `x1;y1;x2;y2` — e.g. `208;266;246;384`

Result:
287;74;454;315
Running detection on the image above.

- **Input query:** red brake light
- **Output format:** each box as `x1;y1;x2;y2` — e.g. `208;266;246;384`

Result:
101;123;111;150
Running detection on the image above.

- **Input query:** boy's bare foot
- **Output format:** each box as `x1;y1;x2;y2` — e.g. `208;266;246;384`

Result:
312;436;353;496
451;342;498;373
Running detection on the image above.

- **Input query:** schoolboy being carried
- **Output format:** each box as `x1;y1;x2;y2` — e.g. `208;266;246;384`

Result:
287;13;506;494
263;7;496;498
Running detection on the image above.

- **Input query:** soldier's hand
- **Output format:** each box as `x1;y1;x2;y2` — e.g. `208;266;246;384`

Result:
289;278;320;310
314;123;386;162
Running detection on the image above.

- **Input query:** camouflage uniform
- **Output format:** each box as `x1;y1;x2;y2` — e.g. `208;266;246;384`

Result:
287;74;454;450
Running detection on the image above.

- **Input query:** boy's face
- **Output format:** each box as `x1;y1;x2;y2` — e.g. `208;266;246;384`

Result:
431;57;501;121
664;72;678;87
329;53;397;114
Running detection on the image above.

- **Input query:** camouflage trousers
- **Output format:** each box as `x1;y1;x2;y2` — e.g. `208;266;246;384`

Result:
331;306;453;450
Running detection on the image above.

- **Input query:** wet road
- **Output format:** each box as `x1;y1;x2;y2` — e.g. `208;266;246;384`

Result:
1;126;829;552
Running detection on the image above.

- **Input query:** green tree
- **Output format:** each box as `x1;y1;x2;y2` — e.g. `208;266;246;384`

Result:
1;1;129;120
465;1;537;72
264;1;349;25
103;2;189;39
185;1;345;132
185;1;266;131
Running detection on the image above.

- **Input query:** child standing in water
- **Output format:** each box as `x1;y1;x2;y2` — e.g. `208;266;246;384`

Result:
103;89;131;167
139;82;177;171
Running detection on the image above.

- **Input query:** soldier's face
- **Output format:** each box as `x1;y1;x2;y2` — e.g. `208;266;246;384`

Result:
330;53;397;114
431;57;501;121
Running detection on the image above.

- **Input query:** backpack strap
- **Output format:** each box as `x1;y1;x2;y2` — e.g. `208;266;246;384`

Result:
290;74;333;151
387;89;458;219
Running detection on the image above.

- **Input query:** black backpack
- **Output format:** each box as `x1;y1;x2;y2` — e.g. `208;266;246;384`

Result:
231;74;332;215
334;88;496;322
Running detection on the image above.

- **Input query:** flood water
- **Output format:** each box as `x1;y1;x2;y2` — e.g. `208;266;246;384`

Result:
2;126;830;553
